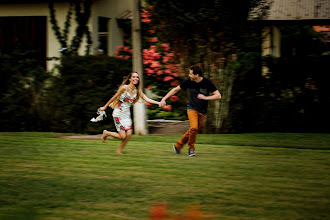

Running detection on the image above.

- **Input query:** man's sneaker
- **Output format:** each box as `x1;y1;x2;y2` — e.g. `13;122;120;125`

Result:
189;150;195;156
173;144;181;154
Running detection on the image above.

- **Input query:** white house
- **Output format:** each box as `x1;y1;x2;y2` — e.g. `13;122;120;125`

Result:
0;0;132;70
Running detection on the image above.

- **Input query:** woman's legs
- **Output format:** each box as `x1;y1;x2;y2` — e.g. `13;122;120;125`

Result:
101;129;132;154
116;129;132;154
102;130;126;142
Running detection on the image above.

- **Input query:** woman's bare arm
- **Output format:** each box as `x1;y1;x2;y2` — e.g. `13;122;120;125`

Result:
140;90;161;106
99;86;125;111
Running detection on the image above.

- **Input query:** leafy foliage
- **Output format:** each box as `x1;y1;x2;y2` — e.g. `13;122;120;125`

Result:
49;1;73;49
115;11;188;120
145;0;261;62
0;48;132;133
0;47;49;131
46;56;132;134
2;1;328;133
143;0;264;133
142;1;330;133
49;0;92;55
229;25;330;133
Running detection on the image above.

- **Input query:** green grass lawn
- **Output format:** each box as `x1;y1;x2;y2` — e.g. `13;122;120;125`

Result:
0;132;329;219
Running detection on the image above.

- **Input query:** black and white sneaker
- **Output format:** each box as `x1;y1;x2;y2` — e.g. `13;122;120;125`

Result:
173;144;181;154
188;150;195;156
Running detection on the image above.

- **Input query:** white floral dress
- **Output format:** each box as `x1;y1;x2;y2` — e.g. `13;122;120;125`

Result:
112;91;136;131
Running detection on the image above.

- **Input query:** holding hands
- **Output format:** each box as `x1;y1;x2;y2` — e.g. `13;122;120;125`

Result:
160;99;166;107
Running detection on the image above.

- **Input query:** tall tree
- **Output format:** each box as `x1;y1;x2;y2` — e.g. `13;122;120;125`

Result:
132;0;148;135
145;0;264;133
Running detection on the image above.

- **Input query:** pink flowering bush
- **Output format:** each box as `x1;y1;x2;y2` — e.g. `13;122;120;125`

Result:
115;6;187;120
169;96;179;102
115;6;182;92
115;45;132;60
162;105;172;111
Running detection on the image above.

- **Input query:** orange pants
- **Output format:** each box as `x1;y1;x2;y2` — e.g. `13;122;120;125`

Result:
175;109;206;151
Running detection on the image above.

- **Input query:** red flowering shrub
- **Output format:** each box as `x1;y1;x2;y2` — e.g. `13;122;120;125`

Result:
169;96;179;102
115;5;187;120
115;45;132;60
162;105;172;111
115;6;182;92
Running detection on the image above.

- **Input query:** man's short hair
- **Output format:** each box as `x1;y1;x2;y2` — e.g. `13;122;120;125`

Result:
190;65;203;77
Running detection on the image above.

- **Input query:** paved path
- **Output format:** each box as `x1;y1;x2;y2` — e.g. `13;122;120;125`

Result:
55;134;104;140
55;120;190;140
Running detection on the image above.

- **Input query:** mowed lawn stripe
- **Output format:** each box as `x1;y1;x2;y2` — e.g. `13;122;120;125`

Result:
0;132;329;219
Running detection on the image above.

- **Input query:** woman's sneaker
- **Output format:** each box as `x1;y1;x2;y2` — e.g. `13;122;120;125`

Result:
189;150;195;156
173;144;181;154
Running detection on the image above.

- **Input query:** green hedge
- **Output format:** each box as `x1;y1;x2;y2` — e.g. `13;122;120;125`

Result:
2;49;328;133
46;55;132;134
0;48;49;131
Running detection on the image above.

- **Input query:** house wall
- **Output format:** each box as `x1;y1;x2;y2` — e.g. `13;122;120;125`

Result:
0;0;131;71
262;26;281;75
0;2;74;70
262;26;281;58
92;0;131;56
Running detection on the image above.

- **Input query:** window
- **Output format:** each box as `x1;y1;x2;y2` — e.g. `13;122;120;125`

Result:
97;17;109;55
0;16;46;68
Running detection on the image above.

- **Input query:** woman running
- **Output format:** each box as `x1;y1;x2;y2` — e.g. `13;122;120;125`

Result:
99;71;161;154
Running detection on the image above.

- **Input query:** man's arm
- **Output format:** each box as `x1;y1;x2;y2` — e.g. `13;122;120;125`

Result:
197;90;221;101
160;86;181;107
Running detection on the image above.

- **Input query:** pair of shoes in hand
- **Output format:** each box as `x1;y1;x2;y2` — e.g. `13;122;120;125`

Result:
91;109;107;122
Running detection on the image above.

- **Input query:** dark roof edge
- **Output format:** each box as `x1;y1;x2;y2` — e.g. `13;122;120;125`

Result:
250;19;330;26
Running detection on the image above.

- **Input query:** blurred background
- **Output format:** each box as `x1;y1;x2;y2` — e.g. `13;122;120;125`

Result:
1;0;329;134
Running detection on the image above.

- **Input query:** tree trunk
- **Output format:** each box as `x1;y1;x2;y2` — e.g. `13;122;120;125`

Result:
202;52;235;133
132;0;148;135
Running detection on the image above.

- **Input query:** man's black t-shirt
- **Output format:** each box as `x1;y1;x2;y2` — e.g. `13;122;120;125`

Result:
180;77;218;115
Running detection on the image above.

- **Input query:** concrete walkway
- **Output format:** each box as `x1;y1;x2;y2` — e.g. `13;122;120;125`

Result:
55;120;190;140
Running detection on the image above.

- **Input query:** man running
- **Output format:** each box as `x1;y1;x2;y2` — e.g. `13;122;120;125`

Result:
160;65;221;156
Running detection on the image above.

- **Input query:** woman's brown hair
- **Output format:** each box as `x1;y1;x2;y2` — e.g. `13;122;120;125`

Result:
110;72;143;109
